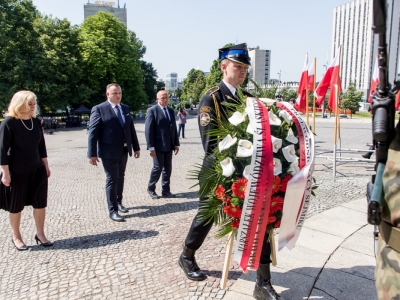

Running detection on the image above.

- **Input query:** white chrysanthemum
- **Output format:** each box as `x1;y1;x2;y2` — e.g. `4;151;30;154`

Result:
243;165;251;180
286;128;299;144
288;159;300;175
218;134;237;152
273;158;282;176
236;140;253;157
282;144;298;162
269;111;282;126
279;110;293;124
220;157;235;177
228;111;247;126
271;136;282;153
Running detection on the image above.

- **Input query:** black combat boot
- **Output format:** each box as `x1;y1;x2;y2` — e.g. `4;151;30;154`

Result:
253;264;284;300
178;246;207;281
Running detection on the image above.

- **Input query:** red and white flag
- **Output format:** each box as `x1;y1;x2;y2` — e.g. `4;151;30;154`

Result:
368;57;379;104
307;58;315;92
296;53;308;113
315;46;342;112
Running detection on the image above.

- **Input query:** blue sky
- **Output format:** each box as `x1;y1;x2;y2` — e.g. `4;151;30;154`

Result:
32;0;351;82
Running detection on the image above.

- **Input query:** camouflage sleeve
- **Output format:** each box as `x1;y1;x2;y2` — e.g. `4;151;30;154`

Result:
198;93;218;154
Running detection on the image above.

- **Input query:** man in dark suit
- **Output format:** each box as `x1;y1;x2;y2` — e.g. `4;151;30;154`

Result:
88;83;140;222
145;90;180;199
178;44;282;300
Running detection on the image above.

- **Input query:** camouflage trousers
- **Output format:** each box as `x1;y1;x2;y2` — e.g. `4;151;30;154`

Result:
376;236;400;299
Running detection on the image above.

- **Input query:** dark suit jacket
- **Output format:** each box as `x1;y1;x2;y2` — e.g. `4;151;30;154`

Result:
145;104;180;152
87;101;140;159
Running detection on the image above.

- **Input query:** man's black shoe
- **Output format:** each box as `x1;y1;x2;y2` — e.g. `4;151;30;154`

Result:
162;191;176;198
178;246;207;281
118;204;129;213
253;264;283;300
109;212;125;222
362;152;372;159
147;189;160;199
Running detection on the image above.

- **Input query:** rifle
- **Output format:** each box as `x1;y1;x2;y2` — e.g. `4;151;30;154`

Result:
367;0;396;226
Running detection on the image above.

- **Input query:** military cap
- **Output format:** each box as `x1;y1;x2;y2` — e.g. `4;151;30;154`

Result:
218;43;251;66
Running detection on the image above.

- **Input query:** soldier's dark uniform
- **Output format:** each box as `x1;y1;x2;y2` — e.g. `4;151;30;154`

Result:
178;44;282;300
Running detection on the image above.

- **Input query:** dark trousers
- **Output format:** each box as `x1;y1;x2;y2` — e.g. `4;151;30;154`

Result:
148;150;173;193
184;210;271;263
102;149;128;214
178;124;185;138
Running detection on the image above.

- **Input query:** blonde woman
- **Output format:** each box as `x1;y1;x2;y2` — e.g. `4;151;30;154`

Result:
0;91;52;251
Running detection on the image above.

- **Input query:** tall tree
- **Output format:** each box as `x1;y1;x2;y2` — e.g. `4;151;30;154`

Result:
0;0;43;109
191;72;206;104
33;16;85;113
78;12;146;109
141;61;158;104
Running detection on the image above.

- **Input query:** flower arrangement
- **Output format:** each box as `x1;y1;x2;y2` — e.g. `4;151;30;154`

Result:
189;91;316;239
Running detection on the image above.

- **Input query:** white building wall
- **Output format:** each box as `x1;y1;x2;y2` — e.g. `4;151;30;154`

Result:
332;0;400;97
248;48;271;86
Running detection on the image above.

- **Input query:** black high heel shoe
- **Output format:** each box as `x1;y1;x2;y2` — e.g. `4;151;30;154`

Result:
12;239;28;251
34;235;54;247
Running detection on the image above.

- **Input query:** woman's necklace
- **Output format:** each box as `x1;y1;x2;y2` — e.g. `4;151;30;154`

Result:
20;117;33;130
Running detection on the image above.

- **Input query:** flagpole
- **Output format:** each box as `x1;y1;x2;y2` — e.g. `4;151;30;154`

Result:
306;89;309;125
312;57;317;133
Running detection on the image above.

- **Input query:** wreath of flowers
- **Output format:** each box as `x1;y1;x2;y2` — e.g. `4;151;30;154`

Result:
189;91;315;239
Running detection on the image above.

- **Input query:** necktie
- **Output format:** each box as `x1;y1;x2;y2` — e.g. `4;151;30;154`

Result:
163;107;171;123
116;105;124;127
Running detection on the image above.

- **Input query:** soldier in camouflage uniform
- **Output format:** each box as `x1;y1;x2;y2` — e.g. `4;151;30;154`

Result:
376;122;400;299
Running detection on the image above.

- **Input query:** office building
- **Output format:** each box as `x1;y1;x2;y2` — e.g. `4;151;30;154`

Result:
84;0;127;26
248;47;271;86
165;73;178;91
331;0;400;95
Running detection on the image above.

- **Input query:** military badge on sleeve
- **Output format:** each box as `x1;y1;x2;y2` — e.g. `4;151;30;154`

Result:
200;112;211;126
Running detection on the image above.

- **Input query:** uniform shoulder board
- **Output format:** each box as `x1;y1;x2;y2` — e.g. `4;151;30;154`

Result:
205;86;219;95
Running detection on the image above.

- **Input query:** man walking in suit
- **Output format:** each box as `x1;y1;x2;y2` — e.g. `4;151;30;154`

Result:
145;90;179;199
88;83;140;222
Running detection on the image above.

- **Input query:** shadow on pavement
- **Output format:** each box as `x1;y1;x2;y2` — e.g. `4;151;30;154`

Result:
125;200;199;219
30;229;158;251
237;265;376;300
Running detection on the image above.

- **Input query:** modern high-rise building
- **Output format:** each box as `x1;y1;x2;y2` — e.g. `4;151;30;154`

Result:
248;47;271;86
165;73;178;91
84;1;127;26
331;0;400;95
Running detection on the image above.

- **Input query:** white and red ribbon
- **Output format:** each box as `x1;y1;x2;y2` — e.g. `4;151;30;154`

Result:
233;98;274;272
276;102;315;250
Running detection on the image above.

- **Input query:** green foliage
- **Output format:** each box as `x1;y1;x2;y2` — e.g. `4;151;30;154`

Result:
340;82;363;113
78;12;146;109
250;80;278;98
141;61;158;104
0;0;42;110
181;69;205;104
33;16;85;112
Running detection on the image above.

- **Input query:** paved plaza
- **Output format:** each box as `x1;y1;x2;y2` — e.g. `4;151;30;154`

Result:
0;115;375;299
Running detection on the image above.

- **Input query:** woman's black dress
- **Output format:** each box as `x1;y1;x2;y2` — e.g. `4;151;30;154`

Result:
0;117;48;213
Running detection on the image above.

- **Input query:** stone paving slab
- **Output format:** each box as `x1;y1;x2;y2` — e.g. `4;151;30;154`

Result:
0;117;375;299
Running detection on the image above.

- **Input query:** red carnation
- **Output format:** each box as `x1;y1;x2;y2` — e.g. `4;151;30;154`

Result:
280;174;293;192
272;176;282;194
268;215;277;224
215;185;226;201
270;195;284;214
224;205;242;218
231;219;240;228
232;178;248;199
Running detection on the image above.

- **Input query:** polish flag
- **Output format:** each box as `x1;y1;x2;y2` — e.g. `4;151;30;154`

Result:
296;53;308;113
307;58;315;92
396;91;400;111
315;47;342;112
368;57;379;104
